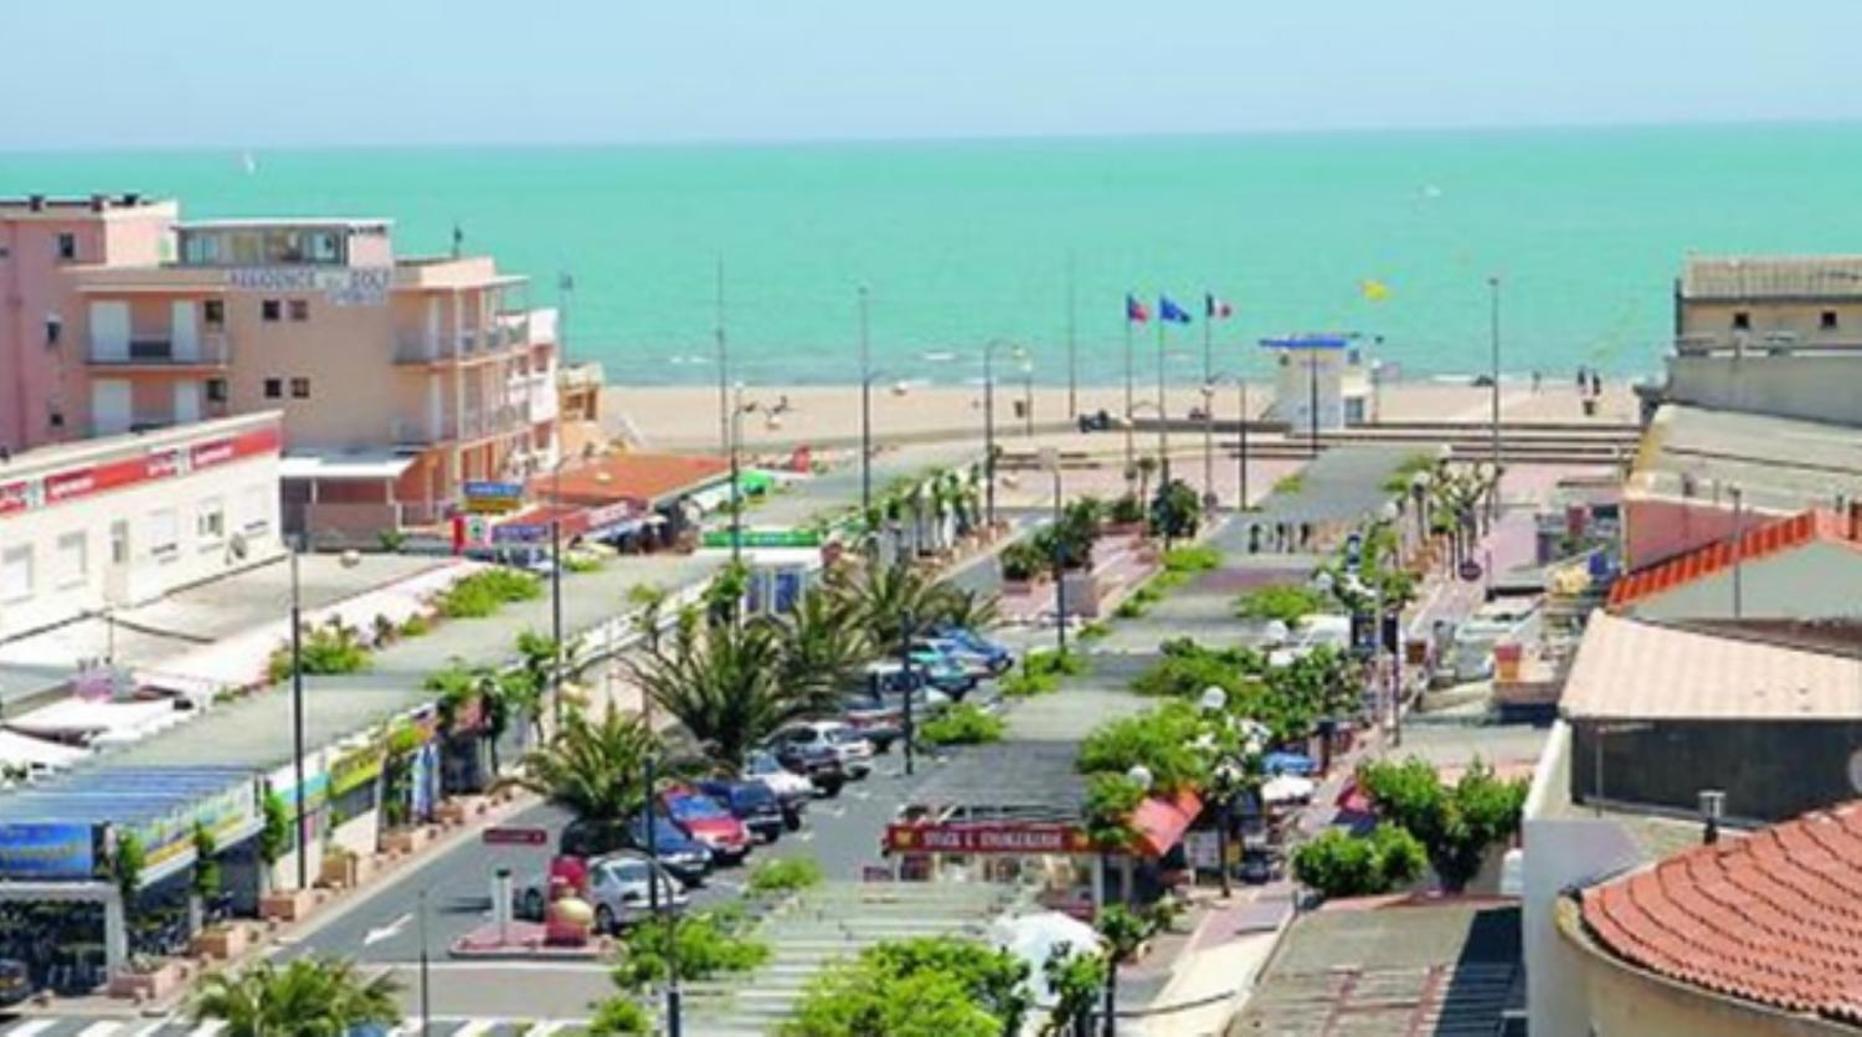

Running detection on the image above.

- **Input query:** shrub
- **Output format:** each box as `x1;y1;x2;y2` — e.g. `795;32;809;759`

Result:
268;621;370;683
784;937;1030;1037
1109;494;1146;525
1161;545;1221;573
400;614;432;638
564;553;603;574
587;997;651;1037
1358;756;1529;892
1291;823;1427;899
748;856;825;896
611;907;769;991
1024;648;1089;678
1083;773;1146;848
998;541;1048;583
437;569;542;619
1272;472;1307;496
1077;700;1208;793
1078;621;1111;642
1147;479;1201;540
919;703;1006;746
1234;584;1329;625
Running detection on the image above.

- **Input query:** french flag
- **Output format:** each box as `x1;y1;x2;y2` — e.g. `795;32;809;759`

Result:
1126;294;1150;323
1206;294;1234;319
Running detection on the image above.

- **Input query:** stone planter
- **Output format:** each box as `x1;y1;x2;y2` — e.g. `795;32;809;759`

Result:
260;888;316;922
1103;521;1145;538
1001;579;1036;596
1059;571;1101;618
191;923;251;960
381;827;429;856
320;852;372;890
109;960;187;1001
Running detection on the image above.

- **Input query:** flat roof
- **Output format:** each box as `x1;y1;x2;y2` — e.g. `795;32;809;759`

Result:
1682;255;1862;301
179;218;391;231
0;765;251;825
1633;404;1862;514
905;740;1087;821
537;452;731;509
279;452;417;481
1562;612;1862;721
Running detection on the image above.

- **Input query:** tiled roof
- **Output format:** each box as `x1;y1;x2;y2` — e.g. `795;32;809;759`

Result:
1560;612;1862;721
533;452;729;507
1579;801;1862;1026
1683;255;1862;300
1608;509;1862;611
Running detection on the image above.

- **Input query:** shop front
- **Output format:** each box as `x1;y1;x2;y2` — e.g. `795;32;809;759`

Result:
882;818;1101;919
698;527;835;615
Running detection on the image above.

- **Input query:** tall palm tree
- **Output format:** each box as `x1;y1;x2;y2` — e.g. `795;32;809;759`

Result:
829;561;957;649
191;958;400;1037
633;621;824;775
509;705;656;822
760;590;873;698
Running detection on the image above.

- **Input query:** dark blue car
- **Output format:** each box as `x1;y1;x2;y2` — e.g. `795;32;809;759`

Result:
696;778;788;842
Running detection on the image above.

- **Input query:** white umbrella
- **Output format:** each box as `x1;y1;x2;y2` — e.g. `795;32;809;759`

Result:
1262;774;1316;805
990;911;1104;1005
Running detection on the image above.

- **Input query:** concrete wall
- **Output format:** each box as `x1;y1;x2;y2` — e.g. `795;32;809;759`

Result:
1666;353;1862;427
1570;718;1862;823
1623;494;1754;570
1680;298;1862;352
1557;899;1851;1037
1523;724;1649;1037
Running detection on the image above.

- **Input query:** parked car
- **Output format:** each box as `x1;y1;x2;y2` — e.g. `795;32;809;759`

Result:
769;721;874;779
912;637;1000;680
909;648;980;697
767;739;848;797
516;852;684;932
558;815;713;888
0;959;29;1007
931;624;1015;675
694;778;787;842
1239;850;1281;886
660;789;754;863
744;750;812;827
861;663;955;711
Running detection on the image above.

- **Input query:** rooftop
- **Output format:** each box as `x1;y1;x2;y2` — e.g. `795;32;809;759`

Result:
0;194;171;216
904;739;1087;822
1561;612;1862;722
1576;799;1862;1028
178;217;391;232
1630;403;1862;515
1230;897;1523;1036
1608;508;1862;612
536;452;731;509
1682;255;1862;301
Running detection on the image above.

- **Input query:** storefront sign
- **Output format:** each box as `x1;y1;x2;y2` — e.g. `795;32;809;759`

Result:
464;481;524;515
484;827;549;847
329;745;386;797
883;822;1092;855
0;425;281;517
227;267;392;307
701;528;823;550
0;481;34;517
0;823;96;880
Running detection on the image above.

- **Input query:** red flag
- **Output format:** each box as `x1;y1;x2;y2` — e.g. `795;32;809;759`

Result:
1126;294;1150;323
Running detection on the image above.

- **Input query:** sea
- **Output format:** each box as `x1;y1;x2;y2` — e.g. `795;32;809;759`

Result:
6;122;1862;387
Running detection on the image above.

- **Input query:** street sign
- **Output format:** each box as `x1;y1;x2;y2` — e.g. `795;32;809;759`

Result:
701;527;823;550
883;822;1092;855
483;826;550;847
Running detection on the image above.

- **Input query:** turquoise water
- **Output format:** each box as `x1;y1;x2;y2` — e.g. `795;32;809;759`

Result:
7;124;1862;385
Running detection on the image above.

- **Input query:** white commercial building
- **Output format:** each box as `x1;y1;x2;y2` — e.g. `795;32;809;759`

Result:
1262;333;1375;434
0;412;284;641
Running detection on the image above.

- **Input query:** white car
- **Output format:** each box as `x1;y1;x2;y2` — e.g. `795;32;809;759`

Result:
571;853;686;934
769;721;874;778
745;750;814;801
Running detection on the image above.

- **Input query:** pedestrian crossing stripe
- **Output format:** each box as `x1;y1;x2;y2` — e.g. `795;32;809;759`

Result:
73;1022;121;1037
6;1021;57;1037
1;1020;587;1037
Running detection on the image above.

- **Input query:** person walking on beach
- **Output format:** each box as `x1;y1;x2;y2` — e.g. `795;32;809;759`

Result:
1531;370;1542;393
1589;369;1602;397
1575;366;1587;391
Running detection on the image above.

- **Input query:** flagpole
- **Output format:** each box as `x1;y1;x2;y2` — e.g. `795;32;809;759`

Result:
714;257;728;460
1124;306;1135;483
1156;309;1169;485
1066;253;1078;421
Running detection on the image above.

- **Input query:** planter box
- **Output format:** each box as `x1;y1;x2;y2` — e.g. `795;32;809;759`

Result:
1103;521;1145;537
320;853;373;890
260;888;316;922
109;960;187;1001
381;827;429;855
192;923;251;960
1059;572;1101;618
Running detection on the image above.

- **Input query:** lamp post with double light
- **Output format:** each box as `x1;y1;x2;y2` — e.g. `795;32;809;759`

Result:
1200;373;1250;511
982;340;1025;529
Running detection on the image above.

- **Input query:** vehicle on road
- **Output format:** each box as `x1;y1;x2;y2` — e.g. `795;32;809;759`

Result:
517;852;684;931
0;960;29;1007
744;750;811;828
660;789;754;863
769;720;874;779
913;636;1007;680
693;778;787;842
931;624;1015;675
907;648;980;697
767;739;849;797
559;815;713;888
1239;849;1281;885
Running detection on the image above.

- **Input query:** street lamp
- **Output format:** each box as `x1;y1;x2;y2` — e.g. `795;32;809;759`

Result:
727;383;771;569
982;340;1025;530
1200;373;1250;511
1044;448;1068;655
860;368;908;518
289;539;360;890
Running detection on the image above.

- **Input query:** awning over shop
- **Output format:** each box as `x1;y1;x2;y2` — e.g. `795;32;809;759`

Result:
279;451;418;482
1130;789;1203;858
492;505;590;544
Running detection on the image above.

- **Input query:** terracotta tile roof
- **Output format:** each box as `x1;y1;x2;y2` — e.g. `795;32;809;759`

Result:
532;452;729;507
1561;612;1862;721
1578;801;1862;1026
1608;509;1862;611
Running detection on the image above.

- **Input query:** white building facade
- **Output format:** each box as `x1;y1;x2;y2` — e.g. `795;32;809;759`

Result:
0;412;284;640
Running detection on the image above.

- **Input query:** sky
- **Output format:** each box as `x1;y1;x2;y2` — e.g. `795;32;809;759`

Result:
4;0;1862;149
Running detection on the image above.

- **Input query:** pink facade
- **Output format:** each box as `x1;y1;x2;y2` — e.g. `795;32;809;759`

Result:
1621;492;1789;570
0;195;174;453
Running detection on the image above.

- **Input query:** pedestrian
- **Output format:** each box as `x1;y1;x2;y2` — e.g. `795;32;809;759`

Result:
1590;369;1602;397
1576;366;1587;391
1531;370;1541;393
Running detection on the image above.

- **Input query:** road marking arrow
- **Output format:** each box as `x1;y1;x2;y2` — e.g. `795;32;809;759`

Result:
363;911;414;947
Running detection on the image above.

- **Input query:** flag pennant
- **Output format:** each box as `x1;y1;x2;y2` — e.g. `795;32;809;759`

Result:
1126;294;1150;323
1360;279;1391;302
1205;294;1234;319
1159;295;1193;324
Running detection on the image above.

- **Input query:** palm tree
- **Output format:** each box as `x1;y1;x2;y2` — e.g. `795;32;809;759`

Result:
760;590;873;697
829;561;959;649
508;705;657;822
633;621;827;775
191;957;400;1037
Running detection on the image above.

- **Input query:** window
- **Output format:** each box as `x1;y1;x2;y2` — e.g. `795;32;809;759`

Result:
329;780;378;828
147;508;179;561
290;377;310;399
44;316;61;347
261;299;282;322
55;234;76;262
288;299;309;322
54;532;87;590
1732;311;1751;331
203;300;225;326
263;378;282;399
0;546;32;604
207;378;228;403
48;410;63;429
307;230;342;264
197;498;225;546
1823;310;1839;331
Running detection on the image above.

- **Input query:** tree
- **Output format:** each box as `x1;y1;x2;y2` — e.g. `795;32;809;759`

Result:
509;705;656;823
1291;824;1427;899
1358;757;1528;892
190;958;401;1037
257;793;289;895
1234;584;1329;625
1041;946;1106;1037
763;591;872;702
112;831;145;923
1077;700;1210;793
635;621;828;776
783;936;1030;1037
1134;456;1160;510
829;562;972;648
1148;479;1201;543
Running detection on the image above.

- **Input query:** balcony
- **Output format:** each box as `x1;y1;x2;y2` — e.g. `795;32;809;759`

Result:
88;331;230;369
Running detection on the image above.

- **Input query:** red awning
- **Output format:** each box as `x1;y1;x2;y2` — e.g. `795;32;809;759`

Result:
1129;788;1203;858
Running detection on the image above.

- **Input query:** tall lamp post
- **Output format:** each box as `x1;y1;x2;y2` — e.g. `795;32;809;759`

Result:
1487;275;1502;518
288;539;359;890
982;340;1023;529
1200;373;1249;511
1043;448;1067;655
858;285;873;514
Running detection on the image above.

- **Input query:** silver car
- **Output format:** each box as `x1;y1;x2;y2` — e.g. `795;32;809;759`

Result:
516;852;685;933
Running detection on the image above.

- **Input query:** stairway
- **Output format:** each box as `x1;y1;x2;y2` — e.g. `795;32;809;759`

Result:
682;881;1020;1035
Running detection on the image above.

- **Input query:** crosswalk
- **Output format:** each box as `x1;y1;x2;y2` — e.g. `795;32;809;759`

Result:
1;1015;597;1037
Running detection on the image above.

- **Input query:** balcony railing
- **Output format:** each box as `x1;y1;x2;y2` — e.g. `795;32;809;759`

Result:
89;331;231;367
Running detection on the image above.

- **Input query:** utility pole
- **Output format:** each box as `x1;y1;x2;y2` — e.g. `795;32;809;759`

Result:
715;258;729;461
1066;253;1078;420
859;285;872;514
418;888;431;1037
1730;485;1745;619
1489;275;1502;514
290;542;307;891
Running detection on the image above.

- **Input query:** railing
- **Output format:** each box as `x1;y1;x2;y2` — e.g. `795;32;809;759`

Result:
89;332;231;366
1673;334;1862;358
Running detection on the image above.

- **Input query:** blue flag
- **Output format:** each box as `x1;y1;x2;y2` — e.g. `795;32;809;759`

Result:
1158;296;1193;324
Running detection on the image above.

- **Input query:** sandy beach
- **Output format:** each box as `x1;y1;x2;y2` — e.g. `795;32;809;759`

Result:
604;379;1639;455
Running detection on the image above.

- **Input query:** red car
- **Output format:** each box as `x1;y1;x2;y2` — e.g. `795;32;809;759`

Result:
660;788;753;864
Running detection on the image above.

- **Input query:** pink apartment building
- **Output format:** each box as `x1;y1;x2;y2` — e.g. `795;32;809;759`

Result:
1;199;561;539
0;194;175;453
